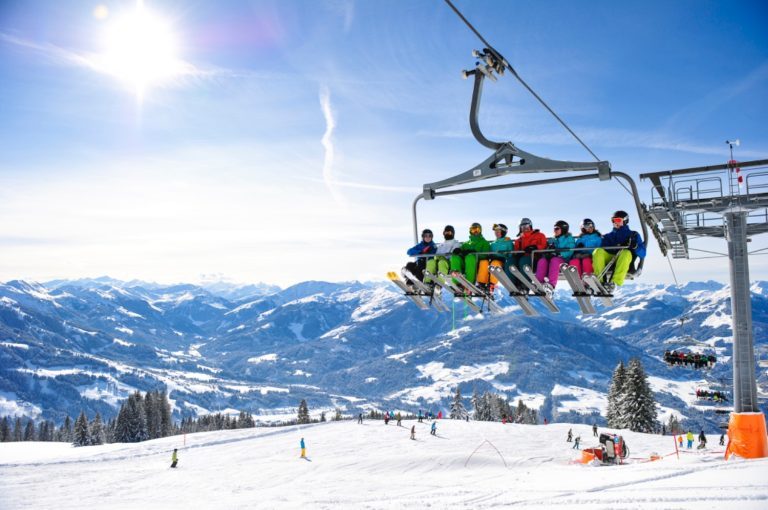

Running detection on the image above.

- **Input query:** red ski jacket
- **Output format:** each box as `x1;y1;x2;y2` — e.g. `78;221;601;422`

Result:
514;229;547;252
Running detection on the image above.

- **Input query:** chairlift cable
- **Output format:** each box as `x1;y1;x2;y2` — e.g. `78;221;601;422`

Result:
665;253;679;286
444;0;602;163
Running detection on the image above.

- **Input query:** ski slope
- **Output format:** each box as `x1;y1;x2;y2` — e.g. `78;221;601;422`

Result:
1;420;766;509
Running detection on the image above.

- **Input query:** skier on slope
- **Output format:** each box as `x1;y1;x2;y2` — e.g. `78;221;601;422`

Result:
591;211;646;292
592;423;598;437
450;223;491;286
475;223;514;292
535;220;575;293
410;425;416;440
686;430;694;449
572;436;581;450
570;218;602;277
424;225;461;287
430;421;437;436
567;428;573;442
404;229;437;283
300;437;306;458
510;218;548;286
170;448;178;468
698;430;707;449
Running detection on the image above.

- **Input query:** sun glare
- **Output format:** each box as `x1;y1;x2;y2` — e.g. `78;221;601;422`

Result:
95;1;184;101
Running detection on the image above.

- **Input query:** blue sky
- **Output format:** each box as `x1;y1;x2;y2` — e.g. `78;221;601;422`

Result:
0;0;766;287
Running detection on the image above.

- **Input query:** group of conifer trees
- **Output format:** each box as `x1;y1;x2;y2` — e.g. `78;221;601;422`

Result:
606;358;658;432
467;388;538;424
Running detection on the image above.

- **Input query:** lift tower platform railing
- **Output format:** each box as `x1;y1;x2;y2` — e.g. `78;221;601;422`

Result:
641;159;768;459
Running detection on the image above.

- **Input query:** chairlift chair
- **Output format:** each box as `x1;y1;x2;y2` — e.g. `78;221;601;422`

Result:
392;7;651;316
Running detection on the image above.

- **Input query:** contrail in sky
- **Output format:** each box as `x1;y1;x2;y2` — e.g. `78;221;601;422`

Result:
319;85;346;207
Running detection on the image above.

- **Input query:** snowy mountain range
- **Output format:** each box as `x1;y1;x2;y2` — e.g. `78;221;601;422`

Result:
1;277;766;429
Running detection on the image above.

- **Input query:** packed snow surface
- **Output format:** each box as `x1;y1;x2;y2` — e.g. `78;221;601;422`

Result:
1;420;766;509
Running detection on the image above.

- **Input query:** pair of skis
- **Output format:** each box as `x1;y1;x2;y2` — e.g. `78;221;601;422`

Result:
387;270;450;313
560;263;614;315
420;269;503;314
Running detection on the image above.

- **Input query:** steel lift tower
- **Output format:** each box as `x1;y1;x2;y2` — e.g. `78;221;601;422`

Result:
642;157;768;459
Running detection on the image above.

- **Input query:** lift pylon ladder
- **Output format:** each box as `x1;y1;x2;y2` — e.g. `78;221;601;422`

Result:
641;159;768;459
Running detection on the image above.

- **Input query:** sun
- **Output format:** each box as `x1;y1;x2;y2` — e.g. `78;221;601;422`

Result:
95;1;184;101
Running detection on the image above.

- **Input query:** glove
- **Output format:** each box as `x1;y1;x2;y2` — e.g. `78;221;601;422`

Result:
628;233;638;250
420;245;432;254
524;246;535;254
452;248;465;256
575;242;584;248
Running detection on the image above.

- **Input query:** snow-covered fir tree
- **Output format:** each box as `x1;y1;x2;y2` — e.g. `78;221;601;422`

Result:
90;412;106;445
606;361;627;428
333;408;343;421
23;420;35;441
13;417;22;441
449;387;467;419
297;399;310;424
0;416;10;442
73;411;90;446
320;411;326;422
667;414;681;435
622;358;658;433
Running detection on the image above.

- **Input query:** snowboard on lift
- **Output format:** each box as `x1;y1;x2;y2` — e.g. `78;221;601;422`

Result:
487;265;538;316
509;265;559;313
582;274;615;308
450;271;504;314
560;264;597;315
401;268;450;313
386;272;431;310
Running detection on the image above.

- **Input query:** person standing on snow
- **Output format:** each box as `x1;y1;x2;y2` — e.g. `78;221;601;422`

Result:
170;448;178;468
405;229;437;283
572;436;581;450
570;219;602;277
591;211;646;292
358;413;363;424
396;412;402;427
719;433;725;446
535;220;575;294
510;218;548;286
592;423;598;437
430;421;437;436
686;430;694;449
698;430;707;449
424;225;461;287
410;425;416;440
418;410;423;423
567;429;573;442
300;437;307;458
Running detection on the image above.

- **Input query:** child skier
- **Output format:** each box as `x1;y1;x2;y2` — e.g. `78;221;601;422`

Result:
170;448;178;468
300;437;306;458
535;220;575;292
570;218;602;277
475;223;514;292
430;421;437;436
591;211;646;291
686;430;694;449
410;425;416;440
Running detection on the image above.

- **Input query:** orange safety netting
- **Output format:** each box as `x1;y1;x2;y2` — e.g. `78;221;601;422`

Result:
725;412;768;459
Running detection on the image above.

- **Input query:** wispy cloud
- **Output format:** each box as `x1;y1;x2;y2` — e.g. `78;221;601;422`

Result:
319;84;346;207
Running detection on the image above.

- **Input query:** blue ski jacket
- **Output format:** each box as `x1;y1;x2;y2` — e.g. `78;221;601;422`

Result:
575;232;602;255
407;240;436;257
600;225;646;258
490;236;514;253
300;438;305;449
547;233;576;260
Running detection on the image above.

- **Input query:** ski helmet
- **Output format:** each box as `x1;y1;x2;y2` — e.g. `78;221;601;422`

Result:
554;220;569;236
469;222;482;234
493;223;508;237
421;228;433;238
612;210;629;226
519;217;532;228
581;218;595;229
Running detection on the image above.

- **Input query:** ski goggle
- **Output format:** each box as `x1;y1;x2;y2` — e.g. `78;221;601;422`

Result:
469;226;481;234
554;226;561;231
520;223;532;230
581;222;594;229
612;217;625;225
422;233;433;238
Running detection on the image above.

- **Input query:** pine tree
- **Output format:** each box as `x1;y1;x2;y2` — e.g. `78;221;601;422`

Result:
159;390;173;437
73;411;90;446
90;412;106;445
606;361;627;428
320;411;326;422
333;408;343;421
13;417;23;441
297;399;310;424
449;387;467;419
0;416;10;442
61;415;73;442
622;358;658;433
23;420;36;441
667;414;681;435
